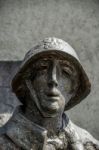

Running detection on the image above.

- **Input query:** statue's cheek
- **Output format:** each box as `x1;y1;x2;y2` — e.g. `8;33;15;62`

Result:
32;75;47;90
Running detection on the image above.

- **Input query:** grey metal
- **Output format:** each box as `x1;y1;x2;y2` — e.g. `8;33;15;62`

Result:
0;37;99;150
12;37;91;110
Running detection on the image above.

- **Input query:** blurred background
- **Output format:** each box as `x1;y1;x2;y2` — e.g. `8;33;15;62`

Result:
0;0;99;139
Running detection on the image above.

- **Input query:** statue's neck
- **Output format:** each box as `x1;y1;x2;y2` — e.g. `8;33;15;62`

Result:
40;112;63;137
23;100;63;137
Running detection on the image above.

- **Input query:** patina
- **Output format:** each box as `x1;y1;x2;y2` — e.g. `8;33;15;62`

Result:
0;37;99;150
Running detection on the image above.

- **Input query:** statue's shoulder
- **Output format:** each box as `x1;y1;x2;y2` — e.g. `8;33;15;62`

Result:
0;134;19;149
0;111;47;150
63;117;99;149
2;111;47;150
70;121;99;149
0;107;20;149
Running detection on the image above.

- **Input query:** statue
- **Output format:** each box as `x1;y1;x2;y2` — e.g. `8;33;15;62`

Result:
0;37;99;150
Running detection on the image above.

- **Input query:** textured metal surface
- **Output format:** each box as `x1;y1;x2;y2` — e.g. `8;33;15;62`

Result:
0;0;99;142
11;37;91;111
0;57;99;149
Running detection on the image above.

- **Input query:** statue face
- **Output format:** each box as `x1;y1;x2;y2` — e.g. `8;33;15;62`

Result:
30;53;78;117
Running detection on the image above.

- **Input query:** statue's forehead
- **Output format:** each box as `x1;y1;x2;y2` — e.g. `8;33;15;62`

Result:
29;53;78;77
33;53;71;65
24;52;79;78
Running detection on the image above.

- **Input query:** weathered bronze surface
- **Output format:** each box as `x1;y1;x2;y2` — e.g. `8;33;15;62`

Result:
0;37;99;150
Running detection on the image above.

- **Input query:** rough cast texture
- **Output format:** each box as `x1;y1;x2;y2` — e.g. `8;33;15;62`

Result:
0;0;99;140
0;37;99;149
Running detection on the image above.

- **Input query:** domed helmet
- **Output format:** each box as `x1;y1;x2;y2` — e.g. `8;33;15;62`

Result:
11;37;91;110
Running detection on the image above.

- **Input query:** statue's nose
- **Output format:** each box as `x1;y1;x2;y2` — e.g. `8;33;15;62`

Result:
47;61;58;87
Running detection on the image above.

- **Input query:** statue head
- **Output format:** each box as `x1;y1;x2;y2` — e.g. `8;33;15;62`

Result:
11;37;91;118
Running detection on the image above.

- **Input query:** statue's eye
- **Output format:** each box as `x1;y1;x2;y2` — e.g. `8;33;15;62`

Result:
34;60;49;71
38;64;48;71
31;64;48;79
62;67;72;77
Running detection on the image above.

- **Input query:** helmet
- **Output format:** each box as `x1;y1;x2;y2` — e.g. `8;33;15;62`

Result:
11;37;91;110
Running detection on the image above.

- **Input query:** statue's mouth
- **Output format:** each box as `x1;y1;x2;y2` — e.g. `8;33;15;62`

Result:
46;88;60;101
44;89;60;111
39;88;61;116
46;97;60;104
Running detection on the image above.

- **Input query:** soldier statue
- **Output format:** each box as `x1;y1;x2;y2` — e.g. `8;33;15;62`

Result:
0;37;99;150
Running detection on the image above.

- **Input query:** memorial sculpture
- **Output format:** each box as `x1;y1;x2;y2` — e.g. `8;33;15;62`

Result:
0;37;99;150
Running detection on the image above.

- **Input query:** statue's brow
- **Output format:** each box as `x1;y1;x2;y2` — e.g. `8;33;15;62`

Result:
32;60;49;67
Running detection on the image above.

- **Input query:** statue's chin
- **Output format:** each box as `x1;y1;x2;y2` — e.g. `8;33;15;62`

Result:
40;104;60;118
41;111;58;118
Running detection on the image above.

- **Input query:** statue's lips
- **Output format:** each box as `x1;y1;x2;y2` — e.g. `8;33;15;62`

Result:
41;89;61;114
45;88;60;101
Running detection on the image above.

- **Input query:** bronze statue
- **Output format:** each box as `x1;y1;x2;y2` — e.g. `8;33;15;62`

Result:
0;37;99;150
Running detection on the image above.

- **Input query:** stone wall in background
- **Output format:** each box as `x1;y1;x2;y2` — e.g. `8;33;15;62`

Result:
0;0;99;139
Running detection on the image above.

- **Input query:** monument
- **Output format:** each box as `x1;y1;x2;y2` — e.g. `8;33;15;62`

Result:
0;37;99;149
